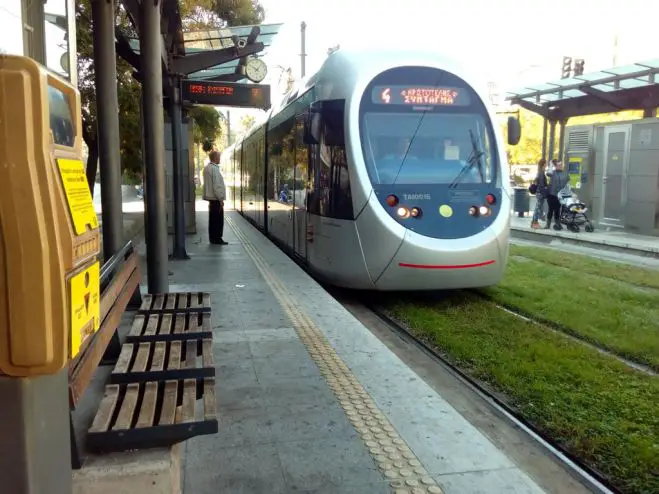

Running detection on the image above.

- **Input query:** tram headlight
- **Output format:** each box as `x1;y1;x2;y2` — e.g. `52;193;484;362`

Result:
469;206;479;216
410;207;422;218
396;206;410;219
479;205;489;216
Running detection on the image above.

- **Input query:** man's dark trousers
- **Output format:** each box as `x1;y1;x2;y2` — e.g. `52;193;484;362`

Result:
208;200;224;243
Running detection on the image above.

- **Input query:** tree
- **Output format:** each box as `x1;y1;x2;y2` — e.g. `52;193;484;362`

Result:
189;106;222;147
501;108;645;165
240;114;256;135
76;0;265;192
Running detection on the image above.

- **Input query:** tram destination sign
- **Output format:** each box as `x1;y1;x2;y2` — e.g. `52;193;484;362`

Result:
181;80;271;110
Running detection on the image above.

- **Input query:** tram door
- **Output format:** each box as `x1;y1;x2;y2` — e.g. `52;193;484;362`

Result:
293;113;308;261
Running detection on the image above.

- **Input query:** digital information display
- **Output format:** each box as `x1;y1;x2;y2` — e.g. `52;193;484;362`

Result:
372;86;470;106
181;80;271;110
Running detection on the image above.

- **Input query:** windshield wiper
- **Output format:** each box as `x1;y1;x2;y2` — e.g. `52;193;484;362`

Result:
449;129;485;188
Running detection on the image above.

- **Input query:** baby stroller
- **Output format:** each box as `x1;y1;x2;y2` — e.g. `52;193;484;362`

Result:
558;188;594;233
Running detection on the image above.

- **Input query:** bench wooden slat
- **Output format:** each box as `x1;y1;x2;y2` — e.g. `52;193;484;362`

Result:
144;316;158;336
138;292;211;314
159;380;178;425
132;343;150;372
182;379;196;423
174;315;185;334
153;294;165;310
128;315;145;338
89;385;120;433
160;314;172;335
168;341;181;370
113;344;134;375
203;378;216;422
184;340;196;369
151;342;166;371
202;339;213;368
139;294;152;311
112;383;139;430
176;293;188;310
135;382;158;428
201;313;211;331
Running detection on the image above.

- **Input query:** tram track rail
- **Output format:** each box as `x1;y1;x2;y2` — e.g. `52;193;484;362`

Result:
468;289;658;377
326;287;620;494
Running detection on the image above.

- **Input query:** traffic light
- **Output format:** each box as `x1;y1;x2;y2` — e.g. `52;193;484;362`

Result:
561;56;572;79
574;59;585;76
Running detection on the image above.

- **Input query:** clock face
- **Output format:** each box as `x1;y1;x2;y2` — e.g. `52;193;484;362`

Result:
245;59;267;83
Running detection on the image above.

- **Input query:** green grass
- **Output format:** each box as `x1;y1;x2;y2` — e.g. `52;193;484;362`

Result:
482;249;659;370
384;292;659;494
510;244;659;289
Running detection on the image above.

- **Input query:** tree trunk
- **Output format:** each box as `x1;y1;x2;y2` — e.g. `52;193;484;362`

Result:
85;139;99;197
83;125;99;197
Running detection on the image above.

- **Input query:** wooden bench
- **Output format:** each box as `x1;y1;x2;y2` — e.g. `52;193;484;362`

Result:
67;241;218;464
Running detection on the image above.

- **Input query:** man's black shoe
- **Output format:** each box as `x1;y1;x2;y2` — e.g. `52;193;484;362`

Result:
211;240;229;245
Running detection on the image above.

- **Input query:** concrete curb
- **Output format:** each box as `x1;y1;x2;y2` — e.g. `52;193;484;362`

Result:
510;227;659;259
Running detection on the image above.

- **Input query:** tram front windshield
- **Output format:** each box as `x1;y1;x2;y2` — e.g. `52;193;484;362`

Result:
358;68;498;186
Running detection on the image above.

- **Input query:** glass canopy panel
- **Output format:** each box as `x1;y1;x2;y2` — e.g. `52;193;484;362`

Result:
591;83;619;92
600;63;647;75
618;78;653;89
562;89;586;98
637;58;659;69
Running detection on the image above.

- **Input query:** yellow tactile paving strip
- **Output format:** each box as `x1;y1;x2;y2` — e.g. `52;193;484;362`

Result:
227;217;444;494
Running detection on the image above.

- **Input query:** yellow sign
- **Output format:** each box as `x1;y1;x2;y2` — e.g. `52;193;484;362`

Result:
569;157;583;163
56;158;99;235
439;204;453;218
69;261;100;358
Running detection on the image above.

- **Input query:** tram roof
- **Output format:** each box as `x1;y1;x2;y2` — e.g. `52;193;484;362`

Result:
505;59;659;120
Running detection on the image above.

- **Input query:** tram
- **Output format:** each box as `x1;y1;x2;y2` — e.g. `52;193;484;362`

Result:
223;47;521;290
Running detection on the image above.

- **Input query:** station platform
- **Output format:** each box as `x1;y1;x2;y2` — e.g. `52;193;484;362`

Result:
136;210;550;494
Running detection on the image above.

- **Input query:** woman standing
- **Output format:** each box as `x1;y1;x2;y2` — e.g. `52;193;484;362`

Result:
530;158;548;229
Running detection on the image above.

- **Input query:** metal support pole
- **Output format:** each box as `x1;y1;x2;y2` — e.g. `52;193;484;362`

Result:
170;79;188;259
557;118;568;162
643;108;657;118
92;0;124;261
300;21;307;78
547;120;557;162
0;370;72;494
140;0;169;293
541;117;548;161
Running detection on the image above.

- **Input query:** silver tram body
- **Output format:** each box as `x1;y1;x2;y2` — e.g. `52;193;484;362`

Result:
224;48;519;290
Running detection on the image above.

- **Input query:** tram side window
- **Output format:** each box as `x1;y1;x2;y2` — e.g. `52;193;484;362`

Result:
318;100;353;220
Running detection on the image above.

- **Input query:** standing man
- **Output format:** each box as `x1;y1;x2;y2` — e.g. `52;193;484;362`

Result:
203;150;228;245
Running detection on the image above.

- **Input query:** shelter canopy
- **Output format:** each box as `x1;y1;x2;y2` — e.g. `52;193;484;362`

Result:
505;59;659;119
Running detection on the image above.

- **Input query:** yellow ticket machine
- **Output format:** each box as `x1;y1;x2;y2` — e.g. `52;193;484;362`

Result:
0;55;101;377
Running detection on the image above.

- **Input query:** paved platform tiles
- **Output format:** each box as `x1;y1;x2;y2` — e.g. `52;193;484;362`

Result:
147;211;547;494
